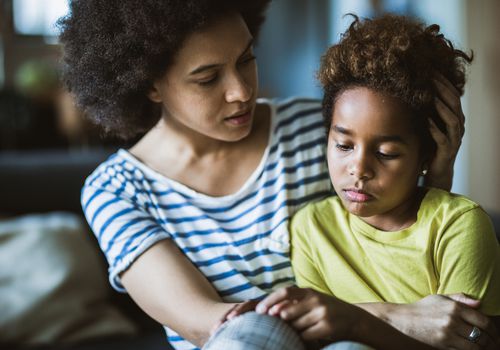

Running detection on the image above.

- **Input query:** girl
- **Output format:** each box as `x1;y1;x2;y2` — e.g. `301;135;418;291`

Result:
60;2;476;349
257;14;500;350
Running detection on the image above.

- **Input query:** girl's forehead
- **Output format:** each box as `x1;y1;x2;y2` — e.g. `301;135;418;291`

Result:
332;88;419;141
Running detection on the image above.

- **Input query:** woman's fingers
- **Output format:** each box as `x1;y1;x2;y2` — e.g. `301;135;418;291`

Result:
428;117;449;149
268;300;293;316
300;321;330;341
446;293;481;308
434;97;463;146
434;74;464;117
459;310;499;347
433;74;465;145
256;286;304;314
210;303;240;335
454;323;490;348
226;300;258;320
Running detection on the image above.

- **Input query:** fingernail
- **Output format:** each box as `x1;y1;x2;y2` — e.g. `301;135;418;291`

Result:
269;305;279;315
256;304;266;314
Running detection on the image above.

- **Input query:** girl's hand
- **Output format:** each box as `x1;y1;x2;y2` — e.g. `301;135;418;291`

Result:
426;74;466;191
256;286;360;341
209;300;258;336
384;293;499;350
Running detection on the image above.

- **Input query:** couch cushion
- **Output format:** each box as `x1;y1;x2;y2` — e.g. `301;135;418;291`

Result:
0;149;113;215
0;212;138;345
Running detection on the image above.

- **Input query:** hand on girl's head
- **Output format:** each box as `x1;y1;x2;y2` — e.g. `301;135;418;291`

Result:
425;74;467;190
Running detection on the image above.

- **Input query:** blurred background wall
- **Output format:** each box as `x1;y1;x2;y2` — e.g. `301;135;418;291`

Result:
0;0;499;214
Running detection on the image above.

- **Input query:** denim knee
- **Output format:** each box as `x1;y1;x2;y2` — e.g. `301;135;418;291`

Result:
203;311;305;350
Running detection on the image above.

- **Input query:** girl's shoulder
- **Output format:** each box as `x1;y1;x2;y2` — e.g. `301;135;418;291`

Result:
422;188;482;218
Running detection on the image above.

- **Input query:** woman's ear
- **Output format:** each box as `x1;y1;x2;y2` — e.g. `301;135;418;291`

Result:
147;82;163;103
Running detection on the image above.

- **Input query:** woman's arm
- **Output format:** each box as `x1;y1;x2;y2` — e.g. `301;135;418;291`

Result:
357;295;499;349
256;286;434;350
121;239;235;347
358;207;500;350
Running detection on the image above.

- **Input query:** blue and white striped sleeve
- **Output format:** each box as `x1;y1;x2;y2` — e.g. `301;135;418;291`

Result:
81;164;170;292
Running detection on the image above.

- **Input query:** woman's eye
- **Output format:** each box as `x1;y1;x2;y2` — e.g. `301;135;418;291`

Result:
239;55;256;65
197;75;218;86
335;143;352;151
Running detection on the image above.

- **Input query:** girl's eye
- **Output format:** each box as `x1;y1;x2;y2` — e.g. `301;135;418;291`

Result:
335;143;352;151
377;152;399;160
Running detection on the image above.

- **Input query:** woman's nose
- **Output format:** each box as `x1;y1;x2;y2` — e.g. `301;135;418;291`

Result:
225;73;252;103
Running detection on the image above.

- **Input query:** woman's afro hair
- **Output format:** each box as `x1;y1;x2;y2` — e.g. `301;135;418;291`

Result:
318;14;473;158
58;0;271;140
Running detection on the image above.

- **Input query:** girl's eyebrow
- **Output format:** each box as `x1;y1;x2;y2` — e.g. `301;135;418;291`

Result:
332;125;352;135
189;38;254;76
332;125;408;145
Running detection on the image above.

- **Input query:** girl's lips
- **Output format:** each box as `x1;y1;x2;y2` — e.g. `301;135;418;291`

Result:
225;111;252;126
343;189;373;203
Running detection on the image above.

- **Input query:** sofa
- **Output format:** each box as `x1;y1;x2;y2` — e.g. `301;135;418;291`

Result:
1;148;499;350
0;148;171;350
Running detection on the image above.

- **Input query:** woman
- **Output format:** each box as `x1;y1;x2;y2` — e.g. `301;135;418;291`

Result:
59;1;479;349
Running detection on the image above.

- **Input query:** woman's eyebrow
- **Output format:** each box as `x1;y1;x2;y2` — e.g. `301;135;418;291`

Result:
189;38;254;76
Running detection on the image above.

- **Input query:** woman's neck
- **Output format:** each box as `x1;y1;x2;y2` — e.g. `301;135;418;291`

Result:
127;103;271;196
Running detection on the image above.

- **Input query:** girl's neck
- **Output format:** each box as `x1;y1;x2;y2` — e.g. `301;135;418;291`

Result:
359;188;427;232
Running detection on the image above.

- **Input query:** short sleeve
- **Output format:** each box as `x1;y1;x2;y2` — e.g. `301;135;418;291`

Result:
290;207;331;295
436;207;500;315
81;174;170;292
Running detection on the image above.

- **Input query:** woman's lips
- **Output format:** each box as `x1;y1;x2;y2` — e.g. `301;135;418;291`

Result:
343;189;373;203
225;111;252;126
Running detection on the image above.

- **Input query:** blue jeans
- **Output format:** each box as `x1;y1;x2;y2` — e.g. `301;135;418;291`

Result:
203;312;374;350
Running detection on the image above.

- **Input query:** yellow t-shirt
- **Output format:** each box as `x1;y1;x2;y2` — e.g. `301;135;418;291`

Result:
290;188;500;315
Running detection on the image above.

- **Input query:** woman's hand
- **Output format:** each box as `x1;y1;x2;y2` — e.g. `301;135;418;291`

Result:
425;74;466;191
255;286;360;341
377;293;499;350
209;300;259;336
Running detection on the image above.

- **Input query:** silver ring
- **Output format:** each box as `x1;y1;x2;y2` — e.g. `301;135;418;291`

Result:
468;326;481;343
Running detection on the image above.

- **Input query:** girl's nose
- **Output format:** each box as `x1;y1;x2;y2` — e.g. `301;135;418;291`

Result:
348;151;374;180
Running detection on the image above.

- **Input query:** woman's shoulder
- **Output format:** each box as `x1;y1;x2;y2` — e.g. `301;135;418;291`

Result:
262;97;326;152
260;97;322;128
82;149;145;192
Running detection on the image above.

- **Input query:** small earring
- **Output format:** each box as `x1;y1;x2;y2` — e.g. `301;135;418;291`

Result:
421;169;428;176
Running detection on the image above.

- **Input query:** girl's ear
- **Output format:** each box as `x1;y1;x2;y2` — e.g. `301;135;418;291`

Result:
147;83;163;103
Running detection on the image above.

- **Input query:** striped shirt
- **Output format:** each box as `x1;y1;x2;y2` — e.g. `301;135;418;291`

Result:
81;97;332;350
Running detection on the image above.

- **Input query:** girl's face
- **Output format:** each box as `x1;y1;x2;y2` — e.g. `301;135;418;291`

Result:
327;87;424;230
149;13;258;142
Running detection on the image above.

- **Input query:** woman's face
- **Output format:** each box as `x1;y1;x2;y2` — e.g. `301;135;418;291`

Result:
149;13;258;142
327;87;424;229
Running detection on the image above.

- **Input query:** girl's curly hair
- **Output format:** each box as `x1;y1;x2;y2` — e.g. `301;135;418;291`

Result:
318;14;473;159
58;0;271;140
